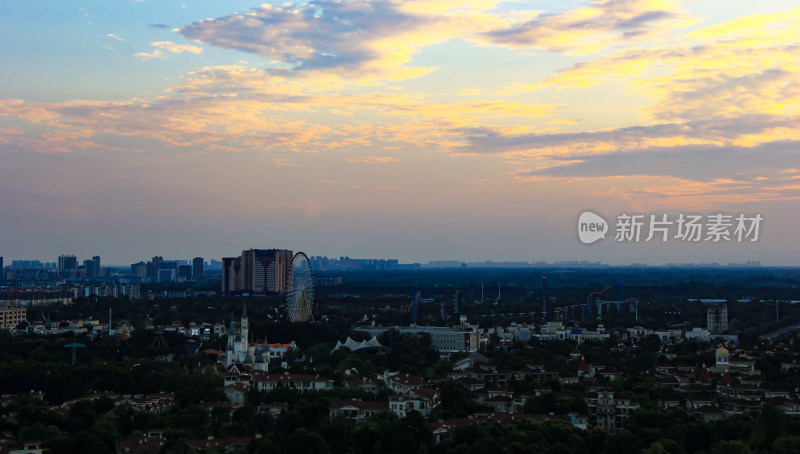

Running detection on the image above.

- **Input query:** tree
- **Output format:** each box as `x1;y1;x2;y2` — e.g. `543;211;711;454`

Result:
773;436;800;454
286;428;332;454
749;404;785;450
158;439;193;454
640;335;661;353
603;430;645;454
709;440;751;454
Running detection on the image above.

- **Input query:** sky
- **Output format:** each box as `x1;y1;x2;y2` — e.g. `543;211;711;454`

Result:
1;0;798;266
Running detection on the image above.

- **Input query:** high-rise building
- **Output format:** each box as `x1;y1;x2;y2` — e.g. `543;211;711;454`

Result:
177;265;192;282
129;284;142;301
131;261;147;279
707;304;728;334
58;255;78;272
149;256;164;280
83;259;96;280
92;256;100;279
158;268;176;283
0;256;4;284
222;256;242;295
192;257;204;280
222;249;293;296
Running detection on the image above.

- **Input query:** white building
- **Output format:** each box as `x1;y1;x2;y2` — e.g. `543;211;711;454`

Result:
357;325;479;352
225;304;269;371
534;321;610;343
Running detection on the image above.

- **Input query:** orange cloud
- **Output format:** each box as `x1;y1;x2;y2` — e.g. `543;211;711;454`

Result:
345;156;400;164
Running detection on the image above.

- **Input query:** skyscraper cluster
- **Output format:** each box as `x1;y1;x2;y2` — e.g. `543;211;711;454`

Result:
58;254;102;279
129;256;205;283
222;249;293;296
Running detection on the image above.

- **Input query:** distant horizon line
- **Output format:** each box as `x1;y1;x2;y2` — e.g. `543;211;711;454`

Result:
2;255;787;269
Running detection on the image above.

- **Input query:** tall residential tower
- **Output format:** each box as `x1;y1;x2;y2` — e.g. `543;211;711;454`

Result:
222;249;293;296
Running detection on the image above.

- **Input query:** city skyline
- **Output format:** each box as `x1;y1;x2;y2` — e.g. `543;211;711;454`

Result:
1;1;798;266
0;252;772;270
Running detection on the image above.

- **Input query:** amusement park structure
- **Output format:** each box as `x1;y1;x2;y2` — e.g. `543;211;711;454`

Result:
552;283;639;321
401;290;421;325
286;252;315;322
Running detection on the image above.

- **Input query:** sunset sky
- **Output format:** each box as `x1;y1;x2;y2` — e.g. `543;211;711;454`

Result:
1;0;798;265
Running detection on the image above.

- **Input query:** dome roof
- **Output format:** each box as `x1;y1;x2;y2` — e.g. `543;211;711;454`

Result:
716;346;729;354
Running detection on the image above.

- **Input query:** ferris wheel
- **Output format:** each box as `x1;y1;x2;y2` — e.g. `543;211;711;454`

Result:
287;252;315;322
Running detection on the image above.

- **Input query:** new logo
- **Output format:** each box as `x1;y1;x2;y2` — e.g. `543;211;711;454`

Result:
578;211;608;244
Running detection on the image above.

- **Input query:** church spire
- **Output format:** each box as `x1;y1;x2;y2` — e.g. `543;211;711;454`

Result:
241;302;249;344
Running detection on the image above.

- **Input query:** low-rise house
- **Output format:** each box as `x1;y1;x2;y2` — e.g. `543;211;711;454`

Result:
596;367;623;381
484;395;514;413
184;436;252;452
567;412;589;430
716;380;763;401
515;364;560;383
390;387;440;417
659;399;682;410
585;389;640;432
384;373;427;393
723;399;762;416
329;400;389;420
9;441;44;454
223;383;249;406
470;366;514;388
344;377;385;395
453;376;484;392
694;405;725;422
251;373;334;393
427;413;537;445
258;402;288;416
686;398;713;411
116;430;165;454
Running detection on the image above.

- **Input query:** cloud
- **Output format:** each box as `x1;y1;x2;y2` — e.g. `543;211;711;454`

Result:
135;41;202;60
273;157;299;166
345;156;400;163
175;0;697;82
152;41;203;54
527;7;800;123
512;140;800;182
319;178;400;190
303;200;322;218
454;113;800;157
500;135;800;208
106;33;125;41
483;0;695;55
148;23;169;29
134;49;164;60
178;1;439;79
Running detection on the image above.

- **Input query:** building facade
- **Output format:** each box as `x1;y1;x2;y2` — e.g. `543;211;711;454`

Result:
225;304;269;371
1;305;26;330
708;304;729;334
192;257;204;280
357;325;479;353
222;249;293;296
